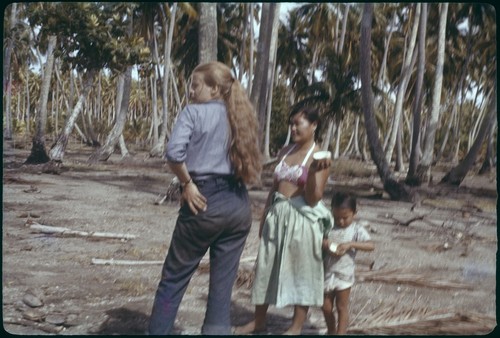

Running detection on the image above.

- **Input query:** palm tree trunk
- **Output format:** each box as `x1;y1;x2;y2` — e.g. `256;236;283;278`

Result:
334;120;341;159
198;3;217;63
406;3;427;183
322;119;335;151
150;75;159;145
25;67;31;134
416;3;448;183
247;3;255;96
88;66;133;163
238;4;248;82
478;117;497;175
3;3;17;140
49;69;96;162
26;35;57;164
384;4;421;164
395;118;404;172
441;84;497;185
151;3;177;157
360;3;410;201
250;2;270;139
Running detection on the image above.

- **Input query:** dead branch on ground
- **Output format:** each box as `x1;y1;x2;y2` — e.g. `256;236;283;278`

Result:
26;220;137;240
356;268;473;290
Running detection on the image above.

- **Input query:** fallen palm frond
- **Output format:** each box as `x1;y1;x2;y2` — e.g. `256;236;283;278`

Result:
235;264;255;289
349;304;496;335
357;268;473;290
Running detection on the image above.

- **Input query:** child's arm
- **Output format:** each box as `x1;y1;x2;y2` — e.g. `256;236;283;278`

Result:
336;241;375;255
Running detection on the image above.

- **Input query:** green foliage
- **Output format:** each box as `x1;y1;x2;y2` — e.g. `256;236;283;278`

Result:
26;3;150;73
269;84;291;155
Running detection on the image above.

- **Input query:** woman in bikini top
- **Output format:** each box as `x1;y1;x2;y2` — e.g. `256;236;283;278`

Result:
273;142;316;187
235;106;332;335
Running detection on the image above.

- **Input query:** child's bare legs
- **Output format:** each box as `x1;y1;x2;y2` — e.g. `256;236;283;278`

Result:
283;305;309;335
233;304;268;334
335;288;351;334
322;292;337;334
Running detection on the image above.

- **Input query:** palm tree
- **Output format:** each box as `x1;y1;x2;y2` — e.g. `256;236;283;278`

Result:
198;3;217;63
3;3;18;140
441;83;496;185
414;3;449;184
250;2;280;151
360;3;411;201
25;34;57;164
150;3;178;157
405;3;427;184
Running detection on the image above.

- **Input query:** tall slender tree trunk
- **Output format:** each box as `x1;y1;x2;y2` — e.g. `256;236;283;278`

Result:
250;3;280;151
478;117;497;175
360;3;410;201
151;3;177;157
262;3;280;159
395;118;405;172
198;3;217;63
384;4;421;164
3;3;17;140
49;69;96;162
406;3;427;184
26;35;57;164
322;119;335;151
416;3;448;183
150;75;159;145
25;67;31;134
247;3;255;96
441;84;497;185
88;66;133;163
238;4;248;82
334;120;341;159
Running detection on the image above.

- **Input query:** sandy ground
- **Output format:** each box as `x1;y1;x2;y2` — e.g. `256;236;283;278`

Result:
2;141;497;335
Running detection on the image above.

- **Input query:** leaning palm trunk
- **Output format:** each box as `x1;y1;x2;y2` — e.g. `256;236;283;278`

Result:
406;4;427;183
49;69;95;162
88;67;133;163
3;3;17;140
478;118;497;175
360;3;410;201
384;4;420;164
415;3;448;183
150;3;177;157
26;35;57;164
441;84;497;186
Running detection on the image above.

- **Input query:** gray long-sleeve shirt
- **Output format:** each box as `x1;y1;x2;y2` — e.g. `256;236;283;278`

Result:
165;100;233;180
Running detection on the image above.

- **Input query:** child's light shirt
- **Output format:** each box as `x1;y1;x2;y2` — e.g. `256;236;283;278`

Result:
324;221;371;286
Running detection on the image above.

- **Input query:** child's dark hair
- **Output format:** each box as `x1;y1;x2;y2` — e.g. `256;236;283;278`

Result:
331;192;357;212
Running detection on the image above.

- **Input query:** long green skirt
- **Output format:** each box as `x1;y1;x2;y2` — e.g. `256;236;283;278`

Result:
251;192;333;307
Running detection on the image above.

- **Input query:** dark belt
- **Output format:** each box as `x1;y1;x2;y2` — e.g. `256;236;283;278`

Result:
192;174;237;186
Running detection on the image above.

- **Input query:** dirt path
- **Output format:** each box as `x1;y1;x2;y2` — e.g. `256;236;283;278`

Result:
2;142;497;335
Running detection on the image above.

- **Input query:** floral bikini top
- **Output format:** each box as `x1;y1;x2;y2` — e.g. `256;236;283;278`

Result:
274;143;316;187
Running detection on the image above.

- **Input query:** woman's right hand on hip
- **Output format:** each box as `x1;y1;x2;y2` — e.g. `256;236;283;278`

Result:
181;182;207;215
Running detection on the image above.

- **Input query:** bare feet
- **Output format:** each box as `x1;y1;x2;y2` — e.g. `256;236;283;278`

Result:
282;328;301;335
233;321;266;335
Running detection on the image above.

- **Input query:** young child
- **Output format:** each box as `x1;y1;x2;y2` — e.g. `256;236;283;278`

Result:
322;192;375;335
